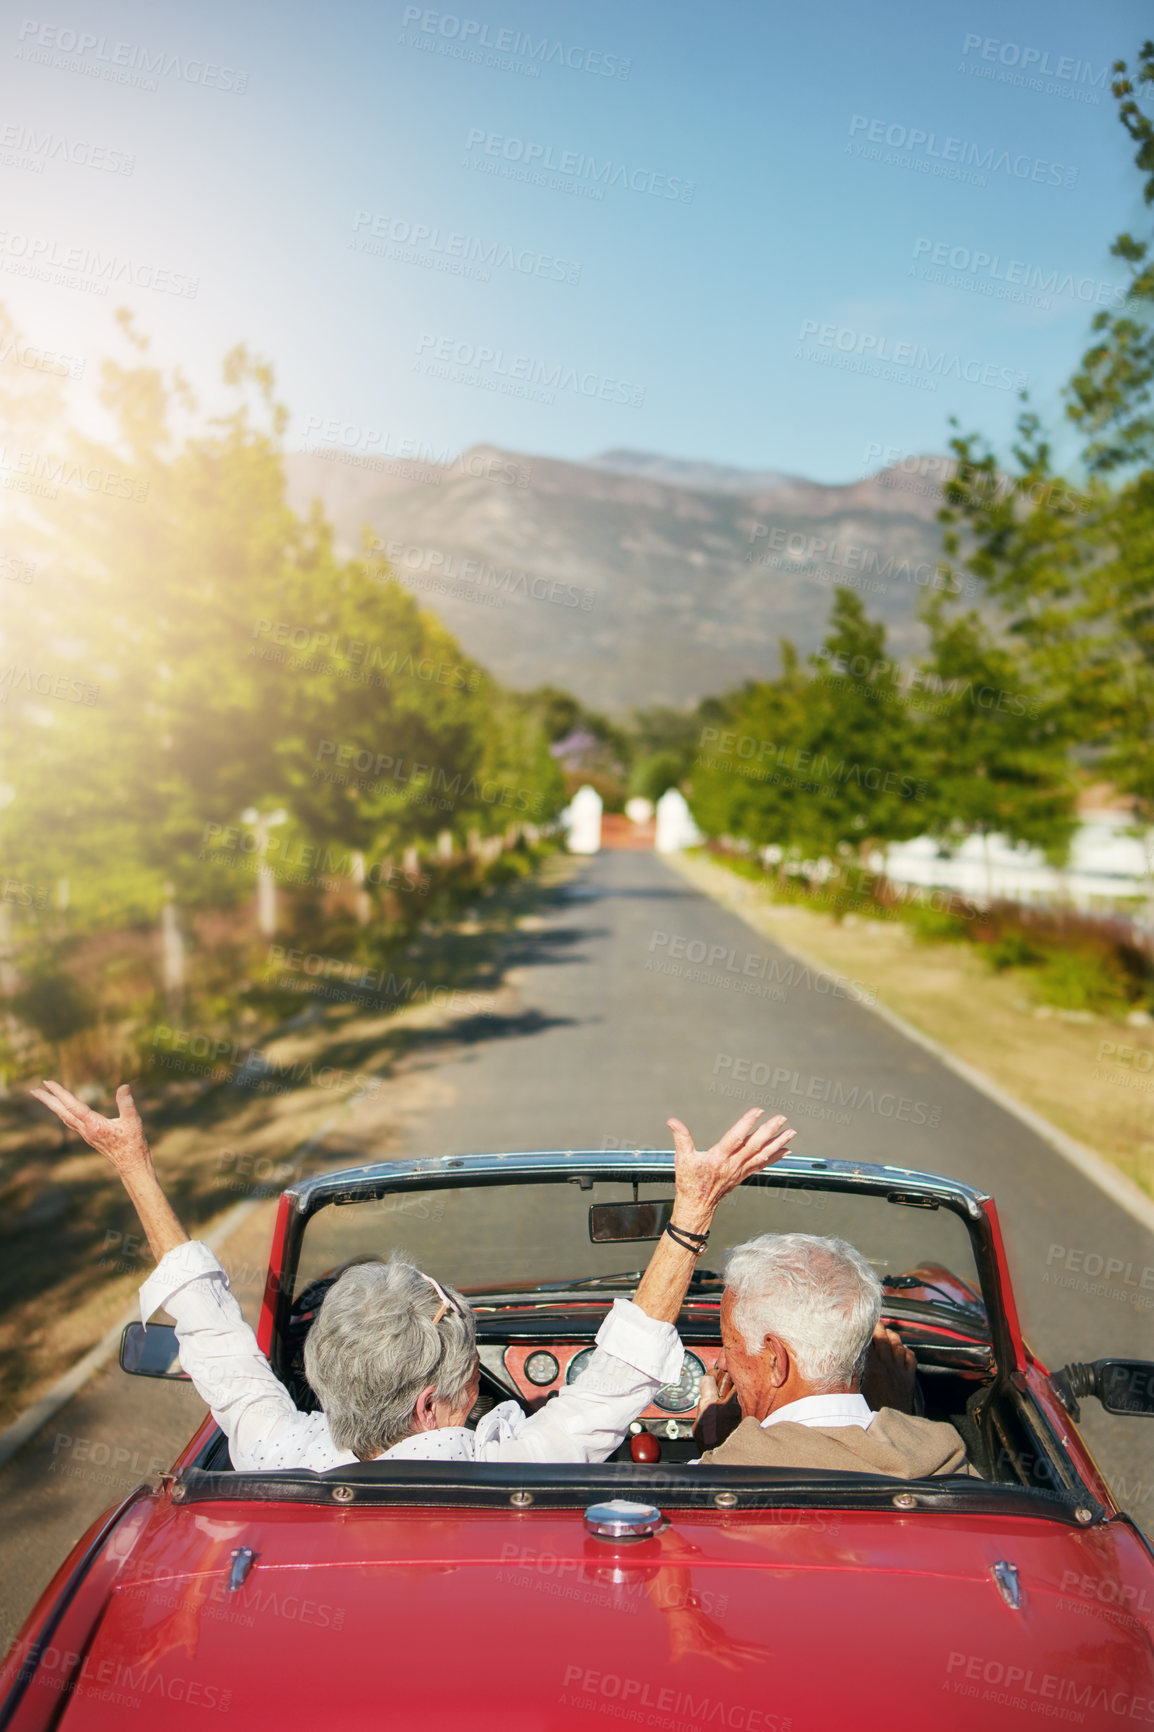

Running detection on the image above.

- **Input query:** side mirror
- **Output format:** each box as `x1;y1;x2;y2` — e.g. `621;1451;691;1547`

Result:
1052;1359;1154;1420
119;1322;190;1380
589;1200;673;1243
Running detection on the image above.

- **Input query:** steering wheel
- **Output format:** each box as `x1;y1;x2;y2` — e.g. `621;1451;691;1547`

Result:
469;1361;531;1429
281;1271;343;1409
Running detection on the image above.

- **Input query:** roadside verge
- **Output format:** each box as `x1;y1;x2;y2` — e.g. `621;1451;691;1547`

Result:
668;850;1154;1237
0;853;571;1449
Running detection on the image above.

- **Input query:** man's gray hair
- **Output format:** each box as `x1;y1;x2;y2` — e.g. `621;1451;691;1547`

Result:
724;1233;882;1391
303;1257;477;1459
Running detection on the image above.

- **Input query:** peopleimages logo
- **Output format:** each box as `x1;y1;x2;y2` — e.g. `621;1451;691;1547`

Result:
960;34;1107;81
414;333;645;408
695;724;928;800
351;210;581;285
816;652;1040;720
911;237;1125;310
959;34;1108;100
0;446;148;502
0;230;198;297
0;663;100;705
796;320;1026;393
0;335;84;377
0;123;134;174
748;524;977;599
16;20;249;92
313;739;548;815
559;1666;789;1732
944;1650;1154;1721
847;114;1077;189
400;8;631;79
378;540;595;611
463;129;695;202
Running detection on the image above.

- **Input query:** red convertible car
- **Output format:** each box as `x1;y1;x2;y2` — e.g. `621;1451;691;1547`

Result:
3;1150;1153;1729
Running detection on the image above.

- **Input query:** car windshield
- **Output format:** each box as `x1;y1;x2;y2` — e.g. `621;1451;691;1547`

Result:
295;1173;986;1327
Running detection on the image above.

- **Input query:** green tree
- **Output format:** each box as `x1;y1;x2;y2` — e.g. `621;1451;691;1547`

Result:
0;306;563;1029
932;44;1154;901
801;589;927;855
1066;42;1154;475
629;750;685;803
689;592;927;863
688;650;808;849
916;599;1078;897
626;705;700;801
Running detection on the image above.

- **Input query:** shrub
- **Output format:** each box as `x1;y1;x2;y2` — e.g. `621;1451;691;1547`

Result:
906;904;974;946
980;931;1047;972
705;839;1154;1019
12;972;97;1046
1029;948;1134;1014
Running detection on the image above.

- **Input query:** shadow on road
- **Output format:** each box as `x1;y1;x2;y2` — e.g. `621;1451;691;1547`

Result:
392;1007;581;1055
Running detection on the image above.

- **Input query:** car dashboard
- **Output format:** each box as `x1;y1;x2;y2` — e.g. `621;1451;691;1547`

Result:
491;1339;719;1438
466;1300;992;1453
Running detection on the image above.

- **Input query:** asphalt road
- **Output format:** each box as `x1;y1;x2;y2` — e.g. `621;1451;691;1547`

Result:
2;846;1152;1652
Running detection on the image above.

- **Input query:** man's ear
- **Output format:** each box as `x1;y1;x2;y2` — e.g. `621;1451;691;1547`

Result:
763;1335;790;1390
412;1385;439;1431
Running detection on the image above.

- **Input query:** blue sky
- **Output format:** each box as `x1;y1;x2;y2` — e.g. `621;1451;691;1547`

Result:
1;0;1149;481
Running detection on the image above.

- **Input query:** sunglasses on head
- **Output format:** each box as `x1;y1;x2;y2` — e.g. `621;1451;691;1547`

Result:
417;1269;462;1326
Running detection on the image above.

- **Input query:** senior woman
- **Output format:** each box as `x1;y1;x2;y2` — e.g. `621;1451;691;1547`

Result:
32;1080;796;1469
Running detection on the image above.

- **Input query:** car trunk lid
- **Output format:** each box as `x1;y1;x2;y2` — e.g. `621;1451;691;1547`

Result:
42;1503;1154;1729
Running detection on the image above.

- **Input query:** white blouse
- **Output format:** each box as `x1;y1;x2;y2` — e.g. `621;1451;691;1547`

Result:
140;1241;684;1471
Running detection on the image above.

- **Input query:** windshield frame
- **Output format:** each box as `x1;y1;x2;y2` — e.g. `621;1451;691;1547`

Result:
267;1151;1015;1382
173;1460;1104;1527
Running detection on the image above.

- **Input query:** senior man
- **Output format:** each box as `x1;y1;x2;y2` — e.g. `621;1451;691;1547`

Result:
693;1232;971;1475
32;1079;796;1469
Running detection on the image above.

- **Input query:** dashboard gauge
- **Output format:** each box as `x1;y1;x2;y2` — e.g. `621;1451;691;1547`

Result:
653;1352;706;1413
565;1347;596;1384
523;1350;560;1387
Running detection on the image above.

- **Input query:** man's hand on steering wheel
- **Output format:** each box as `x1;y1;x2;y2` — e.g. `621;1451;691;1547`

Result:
693;1350;743;1451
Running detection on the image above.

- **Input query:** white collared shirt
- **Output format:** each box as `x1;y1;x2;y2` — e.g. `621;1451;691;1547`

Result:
761;1392;874;1431
139;1241;683;1471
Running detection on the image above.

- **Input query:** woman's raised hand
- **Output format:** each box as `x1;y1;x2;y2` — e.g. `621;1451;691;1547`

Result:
665;1108;796;1229
29;1080;154;1179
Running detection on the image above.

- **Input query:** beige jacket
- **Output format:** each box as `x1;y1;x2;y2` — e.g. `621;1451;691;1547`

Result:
700;1408;972;1476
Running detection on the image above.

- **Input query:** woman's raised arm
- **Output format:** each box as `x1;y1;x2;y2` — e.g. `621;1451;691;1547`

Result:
630;1108;797;1323
30;1080;189;1263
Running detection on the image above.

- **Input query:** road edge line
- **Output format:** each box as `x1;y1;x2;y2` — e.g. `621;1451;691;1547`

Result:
0;1123;337;1473
669;851;1154;1240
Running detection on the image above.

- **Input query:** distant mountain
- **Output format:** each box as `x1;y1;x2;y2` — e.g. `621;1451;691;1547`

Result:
282;443;955;713
586;450;807;496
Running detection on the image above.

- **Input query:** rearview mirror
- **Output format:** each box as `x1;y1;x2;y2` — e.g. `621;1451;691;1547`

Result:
1053;1358;1154;1419
589;1200;673;1243
119;1322;190;1380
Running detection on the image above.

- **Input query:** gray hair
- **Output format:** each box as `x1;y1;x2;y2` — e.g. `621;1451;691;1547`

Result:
303;1257;477;1459
724;1233;882;1392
